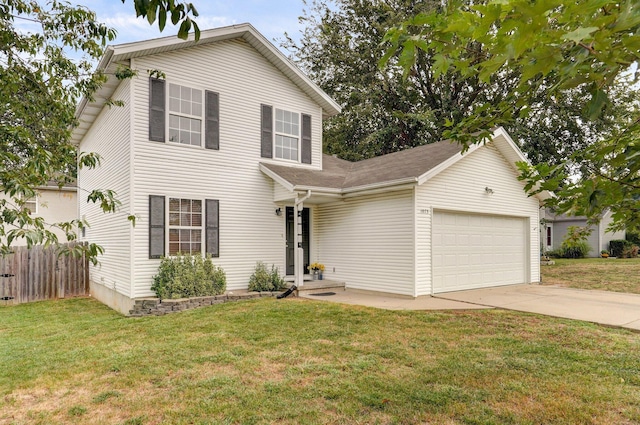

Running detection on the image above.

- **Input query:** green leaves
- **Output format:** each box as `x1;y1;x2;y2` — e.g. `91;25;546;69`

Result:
125;0;201;40
562;27;599;44
380;0;640;232
1;1;199;262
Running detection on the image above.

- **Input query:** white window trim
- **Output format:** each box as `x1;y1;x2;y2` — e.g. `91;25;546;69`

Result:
166;81;205;149
166;196;205;256
273;107;301;162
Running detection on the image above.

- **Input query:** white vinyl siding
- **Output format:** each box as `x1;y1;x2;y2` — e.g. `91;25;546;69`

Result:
128;39;321;297
416;142;540;295
78;78;133;297
315;190;415;296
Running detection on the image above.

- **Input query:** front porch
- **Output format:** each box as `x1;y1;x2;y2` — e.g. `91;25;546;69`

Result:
293;278;345;296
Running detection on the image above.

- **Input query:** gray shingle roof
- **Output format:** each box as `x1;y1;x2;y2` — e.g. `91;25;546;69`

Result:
261;139;463;191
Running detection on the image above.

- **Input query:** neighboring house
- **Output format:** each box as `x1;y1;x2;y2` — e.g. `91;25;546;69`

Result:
0;183;77;245
73;24;548;315
541;209;625;257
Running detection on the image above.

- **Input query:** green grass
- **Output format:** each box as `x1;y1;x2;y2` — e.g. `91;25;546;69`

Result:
1;297;639;424
541;258;640;294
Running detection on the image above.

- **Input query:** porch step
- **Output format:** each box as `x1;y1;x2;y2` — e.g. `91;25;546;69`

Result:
295;279;345;295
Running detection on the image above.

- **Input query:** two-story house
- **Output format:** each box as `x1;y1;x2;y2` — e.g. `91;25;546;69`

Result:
74;24;546;314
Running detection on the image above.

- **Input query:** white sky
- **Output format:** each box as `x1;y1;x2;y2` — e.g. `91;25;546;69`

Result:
74;0;309;49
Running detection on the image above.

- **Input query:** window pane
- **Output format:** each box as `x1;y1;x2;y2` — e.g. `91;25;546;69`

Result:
192;89;201;104
169;198;180;212
276;108;283;121
191;229;201;242
170;115;179;128
181;100;190;115
181;242;191;253
191;118;200;132
181;86;191;101
169;213;180;226
192;200;202;213
169;229;179;241
192;102;202;117
180;131;190;145
169;243;180;255
170;84;180;98
169;129;179;143
181;199;191;212
170;98;180;113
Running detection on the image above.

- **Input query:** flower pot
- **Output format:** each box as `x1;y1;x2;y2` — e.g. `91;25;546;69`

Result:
318;272;323;280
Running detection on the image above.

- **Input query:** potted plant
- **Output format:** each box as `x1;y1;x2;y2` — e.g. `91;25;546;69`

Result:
309;262;325;280
601;249;610;258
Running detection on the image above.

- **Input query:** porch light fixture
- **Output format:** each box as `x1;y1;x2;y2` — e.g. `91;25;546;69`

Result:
275;207;282;216
485;187;494;195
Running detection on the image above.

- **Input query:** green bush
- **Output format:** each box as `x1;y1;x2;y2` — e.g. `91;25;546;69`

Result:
559;226;592;258
248;262;286;292
626;231;640;246
609;239;631;258
151;254;226;299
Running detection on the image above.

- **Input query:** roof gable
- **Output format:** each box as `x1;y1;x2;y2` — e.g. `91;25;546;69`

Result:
72;23;340;144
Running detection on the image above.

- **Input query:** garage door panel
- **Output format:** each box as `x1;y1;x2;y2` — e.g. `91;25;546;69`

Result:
433;211;526;293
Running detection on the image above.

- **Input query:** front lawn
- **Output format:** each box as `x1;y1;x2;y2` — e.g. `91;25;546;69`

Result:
1;298;639;424
541;258;640;294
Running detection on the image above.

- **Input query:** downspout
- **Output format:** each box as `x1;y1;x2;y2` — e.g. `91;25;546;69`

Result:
294;190;312;288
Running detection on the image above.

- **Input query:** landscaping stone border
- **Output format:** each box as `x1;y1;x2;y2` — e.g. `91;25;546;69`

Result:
128;291;283;317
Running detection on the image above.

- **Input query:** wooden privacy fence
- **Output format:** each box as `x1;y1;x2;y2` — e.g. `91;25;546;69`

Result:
0;243;89;305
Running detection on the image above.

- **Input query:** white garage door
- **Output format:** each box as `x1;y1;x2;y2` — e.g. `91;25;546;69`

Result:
432;211;527;293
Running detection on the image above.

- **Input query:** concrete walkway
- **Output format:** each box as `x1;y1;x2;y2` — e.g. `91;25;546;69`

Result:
298;284;640;331
435;284;640;331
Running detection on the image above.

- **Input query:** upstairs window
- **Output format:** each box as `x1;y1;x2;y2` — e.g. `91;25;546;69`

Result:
168;83;203;147
274;109;299;161
261;104;311;164
149;78;219;150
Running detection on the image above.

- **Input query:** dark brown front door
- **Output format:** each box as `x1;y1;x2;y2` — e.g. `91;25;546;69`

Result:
286;207;310;275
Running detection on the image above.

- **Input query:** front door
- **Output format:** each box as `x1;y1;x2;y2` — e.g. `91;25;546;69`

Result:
286;207;310;275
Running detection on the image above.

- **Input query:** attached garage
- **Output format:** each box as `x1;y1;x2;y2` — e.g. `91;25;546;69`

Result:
432;211;528;294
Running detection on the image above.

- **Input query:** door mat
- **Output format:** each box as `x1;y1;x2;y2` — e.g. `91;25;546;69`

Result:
309;292;336;296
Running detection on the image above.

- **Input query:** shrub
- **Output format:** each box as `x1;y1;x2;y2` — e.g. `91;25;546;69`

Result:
248;262;286;292
609;239;632;258
559;226;592;258
151;254;226;299
621;245;639;259
627;231;640;246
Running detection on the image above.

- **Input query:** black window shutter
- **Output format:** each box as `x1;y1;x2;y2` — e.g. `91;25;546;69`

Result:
205;91;219;150
260;104;273;158
149;195;165;259
206;199;219;257
149;78;165;142
301;114;312;164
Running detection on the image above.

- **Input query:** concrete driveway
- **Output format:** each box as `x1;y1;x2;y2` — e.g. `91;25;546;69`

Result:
435;284;640;331
299;284;640;331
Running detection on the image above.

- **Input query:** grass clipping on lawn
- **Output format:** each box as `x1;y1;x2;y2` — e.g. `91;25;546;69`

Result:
1;297;639;424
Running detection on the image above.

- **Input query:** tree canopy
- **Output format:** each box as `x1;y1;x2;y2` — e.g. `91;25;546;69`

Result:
0;0;198;259
285;0;638;175
379;0;640;232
